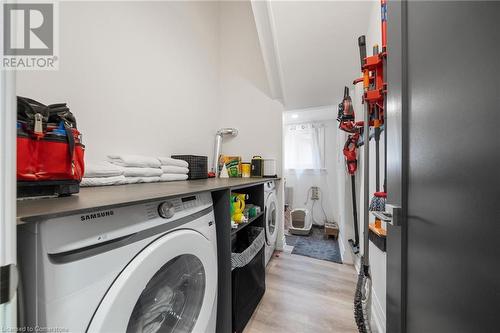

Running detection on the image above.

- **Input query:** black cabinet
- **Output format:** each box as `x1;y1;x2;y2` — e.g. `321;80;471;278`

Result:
212;183;267;333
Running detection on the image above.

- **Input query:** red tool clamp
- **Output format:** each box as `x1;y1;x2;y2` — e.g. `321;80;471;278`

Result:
353;0;387;128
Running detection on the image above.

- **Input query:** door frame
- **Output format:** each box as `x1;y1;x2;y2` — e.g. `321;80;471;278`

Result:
0;26;18;330
386;0;408;332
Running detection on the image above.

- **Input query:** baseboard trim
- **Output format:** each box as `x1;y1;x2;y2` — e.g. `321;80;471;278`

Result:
338;232;346;262
371;287;386;333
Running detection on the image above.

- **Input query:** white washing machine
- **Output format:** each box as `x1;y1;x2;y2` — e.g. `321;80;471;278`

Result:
264;181;278;266
18;192;217;333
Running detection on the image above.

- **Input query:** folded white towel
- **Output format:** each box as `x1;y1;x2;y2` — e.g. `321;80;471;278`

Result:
160;174;189;182
124;176;161;184
161;165;189;175
158;157;189;168
81;175;126;187
84;161;123;178
121;167;162;177
108;154;161;168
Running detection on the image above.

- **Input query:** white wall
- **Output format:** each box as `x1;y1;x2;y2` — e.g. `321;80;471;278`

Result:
15;0;286;249
283;109;339;228
218;1;283;167
218;1;285;248
17;1;220;165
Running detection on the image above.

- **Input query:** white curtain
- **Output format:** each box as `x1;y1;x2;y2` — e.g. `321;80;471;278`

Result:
285;123;325;170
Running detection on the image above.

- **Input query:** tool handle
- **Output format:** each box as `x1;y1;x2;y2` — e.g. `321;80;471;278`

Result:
375;129;380;191
358;35;367;70
363;88;370;263
363;70;370;90
381;0;387;50
351;175;360;247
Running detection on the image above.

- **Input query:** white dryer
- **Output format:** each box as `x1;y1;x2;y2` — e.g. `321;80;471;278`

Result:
264;181;278;266
18;192;217;333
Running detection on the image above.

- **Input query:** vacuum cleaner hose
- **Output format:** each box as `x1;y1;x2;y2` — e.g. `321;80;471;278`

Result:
213;128;238;176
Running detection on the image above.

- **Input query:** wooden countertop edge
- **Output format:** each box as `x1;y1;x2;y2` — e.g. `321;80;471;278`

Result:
17;177;280;224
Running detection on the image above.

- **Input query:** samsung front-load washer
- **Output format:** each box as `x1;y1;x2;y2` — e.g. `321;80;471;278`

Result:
264;181;278;266
18;192;217;333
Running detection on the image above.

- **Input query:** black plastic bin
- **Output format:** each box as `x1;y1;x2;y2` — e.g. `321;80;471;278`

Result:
171;155;208;179
231;227;266;333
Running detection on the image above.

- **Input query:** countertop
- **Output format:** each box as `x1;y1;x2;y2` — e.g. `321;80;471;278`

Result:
17;177;279;224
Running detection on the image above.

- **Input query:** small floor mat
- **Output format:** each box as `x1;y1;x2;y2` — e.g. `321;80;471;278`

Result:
284;233;299;246
290;227;342;264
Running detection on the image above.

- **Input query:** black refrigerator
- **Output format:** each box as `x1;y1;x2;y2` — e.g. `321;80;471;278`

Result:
386;1;500;332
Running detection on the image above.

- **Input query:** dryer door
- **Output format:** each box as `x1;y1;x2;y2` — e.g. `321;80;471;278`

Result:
87;229;217;333
265;192;278;246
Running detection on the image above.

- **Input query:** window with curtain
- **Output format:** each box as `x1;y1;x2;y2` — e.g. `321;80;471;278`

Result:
284;123;325;170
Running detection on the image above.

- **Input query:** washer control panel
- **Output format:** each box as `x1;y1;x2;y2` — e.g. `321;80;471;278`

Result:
158;201;175;219
146;192;212;220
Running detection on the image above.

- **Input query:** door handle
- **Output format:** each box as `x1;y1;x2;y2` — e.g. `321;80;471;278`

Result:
371;204;402;226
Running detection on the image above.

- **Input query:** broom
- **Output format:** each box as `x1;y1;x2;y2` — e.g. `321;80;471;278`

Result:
369;45;386;213
354;35;372;333
370;0;388;213
368;113;386;212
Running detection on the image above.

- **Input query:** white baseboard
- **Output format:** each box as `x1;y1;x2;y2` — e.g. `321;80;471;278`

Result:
338;233;346;262
371;287;386;333
339;232;358;265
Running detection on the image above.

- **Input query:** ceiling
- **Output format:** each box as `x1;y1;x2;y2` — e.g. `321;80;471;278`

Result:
283;106;336;124
253;1;376;110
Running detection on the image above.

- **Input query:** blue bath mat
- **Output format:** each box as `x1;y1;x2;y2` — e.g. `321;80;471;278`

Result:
291;227;342;264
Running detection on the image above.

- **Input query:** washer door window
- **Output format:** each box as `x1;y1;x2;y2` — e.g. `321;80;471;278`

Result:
87;229;217;333
126;254;205;333
265;192;278;245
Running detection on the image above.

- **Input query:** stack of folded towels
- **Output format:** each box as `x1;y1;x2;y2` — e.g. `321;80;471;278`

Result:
81;161;126;187
107;154;162;184
158;157;189;181
81;155;190;187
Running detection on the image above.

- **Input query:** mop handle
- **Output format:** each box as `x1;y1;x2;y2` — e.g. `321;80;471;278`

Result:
376;128;380;192
373;45;381;192
358;34;371;265
382;0;388;192
358;35;366;70
351;175;360;247
363;84;371;266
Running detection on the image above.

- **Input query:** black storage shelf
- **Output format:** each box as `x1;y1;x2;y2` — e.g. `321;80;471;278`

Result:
230;211;264;236
211;180;276;333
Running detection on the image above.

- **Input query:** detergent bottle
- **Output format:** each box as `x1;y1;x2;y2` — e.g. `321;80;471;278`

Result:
231;193;249;224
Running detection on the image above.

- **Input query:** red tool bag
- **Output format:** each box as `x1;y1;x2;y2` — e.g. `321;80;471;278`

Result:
17;97;85;197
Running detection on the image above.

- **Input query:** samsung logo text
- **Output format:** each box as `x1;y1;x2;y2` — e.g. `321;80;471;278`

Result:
80;210;114;222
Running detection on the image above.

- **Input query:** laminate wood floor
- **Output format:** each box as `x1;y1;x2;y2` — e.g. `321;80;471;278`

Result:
243;251;358;333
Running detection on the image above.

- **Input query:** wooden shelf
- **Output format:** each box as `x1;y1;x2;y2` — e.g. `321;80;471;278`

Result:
230;211;264;236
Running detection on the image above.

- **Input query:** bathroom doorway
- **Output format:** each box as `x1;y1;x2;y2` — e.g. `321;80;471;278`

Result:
282;107;343;264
